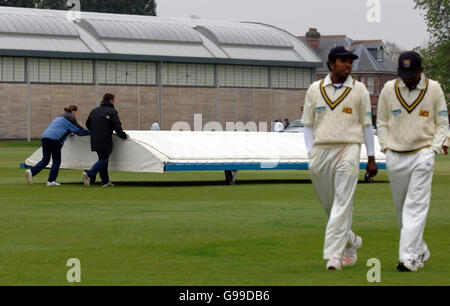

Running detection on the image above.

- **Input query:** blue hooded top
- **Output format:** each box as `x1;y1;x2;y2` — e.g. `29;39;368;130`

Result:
42;112;90;144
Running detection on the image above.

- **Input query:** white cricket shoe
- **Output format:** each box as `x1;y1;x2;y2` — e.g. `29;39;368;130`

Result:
25;170;32;185
417;250;430;269
82;172;90;187
326;257;342;270
342;235;363;267
397;260;418;272
47;181;61;186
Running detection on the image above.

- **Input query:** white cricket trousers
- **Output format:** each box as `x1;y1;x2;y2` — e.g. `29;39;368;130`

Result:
309;144;361;260
385;148;435;262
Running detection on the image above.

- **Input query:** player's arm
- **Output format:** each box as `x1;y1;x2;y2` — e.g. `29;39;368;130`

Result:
443;131;450;155
359;87;378;178
304;126;314;154
432;85;449;154
302;88;315;154
376;86;390;153
444;138;449;155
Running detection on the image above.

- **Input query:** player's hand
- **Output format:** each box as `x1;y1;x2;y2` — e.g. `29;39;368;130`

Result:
366;156;378;178
126;134;130;140
444;146;448;155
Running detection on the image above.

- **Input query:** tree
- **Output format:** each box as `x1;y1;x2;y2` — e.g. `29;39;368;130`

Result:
74;0;157;16
0;0;37;7
384;41;404;62
413;0;449;100
0;0;158;16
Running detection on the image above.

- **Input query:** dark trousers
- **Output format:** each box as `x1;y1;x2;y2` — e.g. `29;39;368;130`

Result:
86;151;111;185
31;138;62;182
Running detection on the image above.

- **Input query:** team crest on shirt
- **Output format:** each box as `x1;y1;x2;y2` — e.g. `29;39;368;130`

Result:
106;115;111;120
419;110;430;117
315;107;326;114
392;109;402;116
343;107;353;114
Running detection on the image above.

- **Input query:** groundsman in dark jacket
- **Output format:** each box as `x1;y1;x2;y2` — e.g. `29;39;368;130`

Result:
83;94;129;187
86;98;128;153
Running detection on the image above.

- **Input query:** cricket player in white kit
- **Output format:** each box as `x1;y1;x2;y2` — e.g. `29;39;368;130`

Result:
302;46;378;270
377;51;449;272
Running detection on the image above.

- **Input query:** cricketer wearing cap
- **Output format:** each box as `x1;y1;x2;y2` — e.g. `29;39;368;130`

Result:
302;46;378;270
377;51;449;272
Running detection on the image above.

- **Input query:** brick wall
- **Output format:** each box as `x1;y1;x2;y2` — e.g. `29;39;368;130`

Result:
0;83;28;139
0;83;307;139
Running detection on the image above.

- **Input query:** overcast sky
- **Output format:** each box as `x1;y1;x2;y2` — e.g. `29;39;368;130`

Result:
158;0;429;50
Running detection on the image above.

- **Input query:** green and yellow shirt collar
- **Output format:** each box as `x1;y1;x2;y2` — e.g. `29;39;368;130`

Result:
395;73;429;114
320;74;355;111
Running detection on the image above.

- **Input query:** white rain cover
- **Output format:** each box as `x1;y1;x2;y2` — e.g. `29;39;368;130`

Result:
25;131;386;173
25;133;166;173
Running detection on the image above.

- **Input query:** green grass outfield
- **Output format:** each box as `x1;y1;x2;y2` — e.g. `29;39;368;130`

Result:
0;141;449;286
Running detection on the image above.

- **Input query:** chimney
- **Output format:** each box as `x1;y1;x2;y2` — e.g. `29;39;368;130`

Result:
305;28;321;50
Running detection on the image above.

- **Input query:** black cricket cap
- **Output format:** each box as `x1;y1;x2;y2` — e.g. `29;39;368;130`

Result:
328;46;359;62
398;51;422;78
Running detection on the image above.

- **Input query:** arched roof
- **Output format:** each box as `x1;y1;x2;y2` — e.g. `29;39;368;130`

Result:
0;6;321;67
0;14;79;37
81;19;203;43
196;25;293;48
